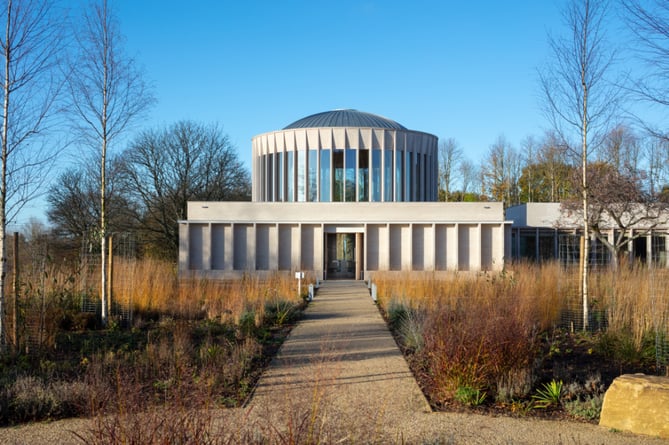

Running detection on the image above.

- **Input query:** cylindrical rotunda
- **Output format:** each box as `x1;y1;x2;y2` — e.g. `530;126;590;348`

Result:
252;109;439;203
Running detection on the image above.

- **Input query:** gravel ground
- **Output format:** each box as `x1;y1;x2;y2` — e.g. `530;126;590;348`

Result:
2;280;667;444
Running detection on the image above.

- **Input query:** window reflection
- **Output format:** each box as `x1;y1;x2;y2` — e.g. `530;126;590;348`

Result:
286;151;294;202
297;150;306;202
416;152;422;201
406;152;413;202
345;148;356;202
320;149;330;202
308;150;317;202
358;149;369;202
267;153;274;201
277;152;283;201
395;151;403;201
384;150;393;201
372;149;381;202
333;149;344;202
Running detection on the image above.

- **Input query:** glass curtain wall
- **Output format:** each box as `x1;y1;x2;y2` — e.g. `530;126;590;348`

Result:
345;149;356;202
297;150;306;201
395;151;403;201
277;152;284;201
416;152;422;201
333;149;344;202
308;150;317;201
286;151;294;201
260;147;434;203
358;149;369;202
372;149;381;201
384;150;393;201
267;154;274;201
406;152;413;201
320;149;330;202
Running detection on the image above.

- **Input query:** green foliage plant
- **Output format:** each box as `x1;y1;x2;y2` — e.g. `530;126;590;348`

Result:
532;379;563;409
454;386;487;407
264;299;298;327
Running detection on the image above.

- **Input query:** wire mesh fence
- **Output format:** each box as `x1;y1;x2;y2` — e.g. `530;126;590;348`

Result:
4;231;139;352
558;234;669;376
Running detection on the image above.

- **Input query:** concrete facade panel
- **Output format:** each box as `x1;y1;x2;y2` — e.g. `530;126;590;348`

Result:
211;224;226;270
389;225;402;271
366;224;380;271
278;224;293;270
188;224;204;270
256;224;270;270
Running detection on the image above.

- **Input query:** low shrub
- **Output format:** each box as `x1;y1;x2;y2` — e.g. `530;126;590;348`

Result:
596;328;658;370
264;299;301;327
564;394;604;421
420;292;540;404
0;376;89;424
397;308;425;353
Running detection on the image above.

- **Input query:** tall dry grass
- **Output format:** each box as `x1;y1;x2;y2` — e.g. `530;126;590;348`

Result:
111;259;308;324
591;265;669;348
373;261;567;332
372;261;669;401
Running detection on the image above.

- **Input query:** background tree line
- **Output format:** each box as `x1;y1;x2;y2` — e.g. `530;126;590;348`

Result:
438;125;669;208
46;120;251;259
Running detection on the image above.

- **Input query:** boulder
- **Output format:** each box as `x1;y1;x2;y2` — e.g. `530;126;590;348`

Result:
599;373;669;439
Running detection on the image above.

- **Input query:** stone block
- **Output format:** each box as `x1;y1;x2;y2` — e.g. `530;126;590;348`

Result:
599;373;669;438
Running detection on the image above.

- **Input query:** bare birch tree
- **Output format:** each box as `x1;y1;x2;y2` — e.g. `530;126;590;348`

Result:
482;135;521;207
438;138;462;201
540;0;619;330
0;0;64;349
622;0;669;139
67;0;153;326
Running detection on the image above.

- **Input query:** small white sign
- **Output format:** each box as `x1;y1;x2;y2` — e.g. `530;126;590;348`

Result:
295;271;304;279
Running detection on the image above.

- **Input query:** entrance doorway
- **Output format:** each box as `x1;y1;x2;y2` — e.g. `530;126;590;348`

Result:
326;233;356;279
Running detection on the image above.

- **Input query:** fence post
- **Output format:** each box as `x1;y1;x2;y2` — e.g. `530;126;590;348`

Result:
107;235;113;318
12;232;18;354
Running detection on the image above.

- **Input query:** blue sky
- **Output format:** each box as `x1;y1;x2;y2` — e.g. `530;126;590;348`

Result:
115;0;565;168
16;0;640;227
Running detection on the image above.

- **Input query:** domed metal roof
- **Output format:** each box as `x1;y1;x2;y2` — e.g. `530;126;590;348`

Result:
284;109;407;130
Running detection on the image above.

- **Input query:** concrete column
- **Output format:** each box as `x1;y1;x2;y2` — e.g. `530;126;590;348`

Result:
356;232;363;280
270;223;279;270
452;223;459;271
316;224;324;280
225;224;234;271
475;223;482;271
293;224;301;271
380;224;390;270
203;223;212;270
429;223;436;271
248;224;256;271
178;223;189;272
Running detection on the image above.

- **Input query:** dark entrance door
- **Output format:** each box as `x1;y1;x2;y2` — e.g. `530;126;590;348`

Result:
326;233;356;279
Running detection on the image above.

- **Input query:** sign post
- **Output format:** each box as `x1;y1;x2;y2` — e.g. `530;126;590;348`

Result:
295;271;304;298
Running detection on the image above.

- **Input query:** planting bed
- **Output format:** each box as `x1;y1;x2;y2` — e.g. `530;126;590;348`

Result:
390;315;660;422
0;306;303;427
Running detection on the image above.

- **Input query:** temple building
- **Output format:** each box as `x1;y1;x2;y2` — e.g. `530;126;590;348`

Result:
179;109;511;280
